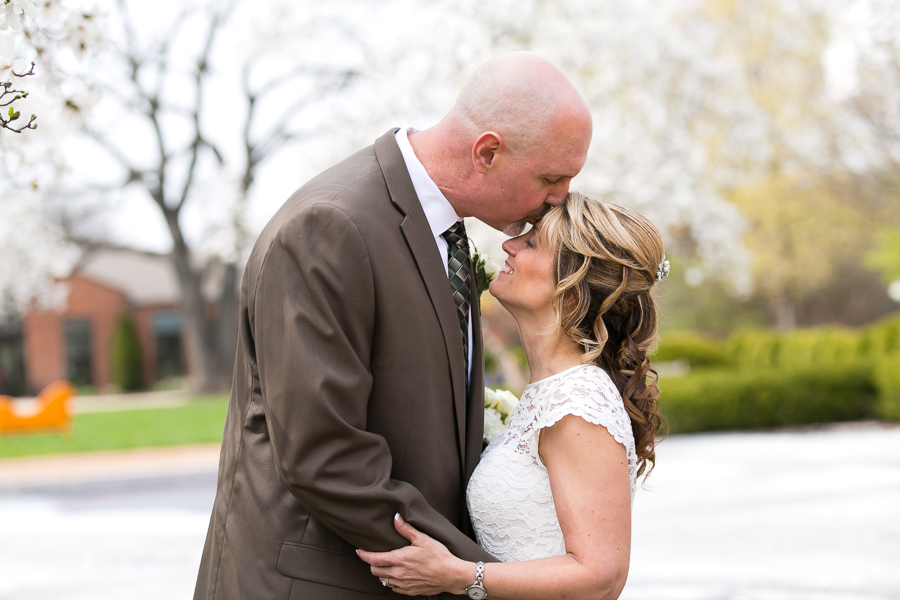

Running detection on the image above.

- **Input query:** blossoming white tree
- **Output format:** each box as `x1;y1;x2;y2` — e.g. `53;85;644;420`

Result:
0;0;105;319
26;0;378;391
4;0;899;391
0;0;38;132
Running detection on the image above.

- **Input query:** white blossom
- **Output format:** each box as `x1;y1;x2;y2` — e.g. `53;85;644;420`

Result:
0;34;27;80
0;190;79;315
0;0;37;31
484;387;520;444
483;387;501;408
62;83;99;117
64;11;102;55
484;386;521;446
482;256;500;281
483;407;506;445
493;389;520;421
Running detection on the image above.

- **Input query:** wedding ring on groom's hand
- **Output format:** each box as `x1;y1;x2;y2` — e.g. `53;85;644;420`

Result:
381;577;391;588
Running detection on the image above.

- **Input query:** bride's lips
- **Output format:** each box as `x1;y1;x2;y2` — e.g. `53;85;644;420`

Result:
500;261;514;275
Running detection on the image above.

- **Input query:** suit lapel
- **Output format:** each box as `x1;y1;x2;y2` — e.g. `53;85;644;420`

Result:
374;129;468;470
466;270;486;475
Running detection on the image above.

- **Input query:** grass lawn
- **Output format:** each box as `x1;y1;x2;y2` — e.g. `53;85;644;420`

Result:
0;396;229;459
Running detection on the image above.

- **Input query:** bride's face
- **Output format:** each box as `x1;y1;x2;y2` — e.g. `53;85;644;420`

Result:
489;224;557;315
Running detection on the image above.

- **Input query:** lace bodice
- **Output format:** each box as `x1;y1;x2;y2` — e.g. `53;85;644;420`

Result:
466;364;637;562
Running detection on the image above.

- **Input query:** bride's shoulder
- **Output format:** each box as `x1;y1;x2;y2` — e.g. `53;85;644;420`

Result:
558;364;621;400
537;364;627;420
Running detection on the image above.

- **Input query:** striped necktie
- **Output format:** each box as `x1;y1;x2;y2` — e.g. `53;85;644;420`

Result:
441;221;471;385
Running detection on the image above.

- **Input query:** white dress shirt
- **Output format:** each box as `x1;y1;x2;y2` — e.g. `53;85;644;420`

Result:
395;127;474;386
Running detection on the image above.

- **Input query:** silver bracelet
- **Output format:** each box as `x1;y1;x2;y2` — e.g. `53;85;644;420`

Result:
465;561;487;599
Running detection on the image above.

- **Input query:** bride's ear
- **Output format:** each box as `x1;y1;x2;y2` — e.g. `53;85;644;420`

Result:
559;290;578;312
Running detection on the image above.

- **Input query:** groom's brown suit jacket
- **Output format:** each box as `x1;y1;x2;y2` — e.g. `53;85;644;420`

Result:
194;129;495;600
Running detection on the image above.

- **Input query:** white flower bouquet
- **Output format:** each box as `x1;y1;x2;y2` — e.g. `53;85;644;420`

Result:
483;387;520;447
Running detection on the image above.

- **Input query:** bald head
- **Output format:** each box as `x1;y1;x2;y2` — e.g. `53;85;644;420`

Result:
449;52;591;154
408;52;592;233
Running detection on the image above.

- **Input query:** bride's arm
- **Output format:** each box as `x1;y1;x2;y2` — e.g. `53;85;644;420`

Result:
357;414;632;600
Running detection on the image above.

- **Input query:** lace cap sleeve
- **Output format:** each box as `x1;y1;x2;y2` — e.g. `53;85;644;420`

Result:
526;365;638;497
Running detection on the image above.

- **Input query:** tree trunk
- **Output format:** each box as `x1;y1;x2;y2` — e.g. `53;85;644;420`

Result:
164;210;237;394
215;262;240;389
770;295;797;331
170;256;237;394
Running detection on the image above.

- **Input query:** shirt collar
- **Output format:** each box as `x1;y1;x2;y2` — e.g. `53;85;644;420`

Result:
394;127;461;238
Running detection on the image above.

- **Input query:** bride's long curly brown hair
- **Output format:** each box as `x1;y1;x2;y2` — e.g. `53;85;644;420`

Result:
539;192;666;478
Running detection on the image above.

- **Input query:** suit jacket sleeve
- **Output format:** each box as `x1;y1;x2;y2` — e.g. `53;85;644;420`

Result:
253;202;495;565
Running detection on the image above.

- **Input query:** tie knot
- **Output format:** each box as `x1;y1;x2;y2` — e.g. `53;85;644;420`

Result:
442;221;468;250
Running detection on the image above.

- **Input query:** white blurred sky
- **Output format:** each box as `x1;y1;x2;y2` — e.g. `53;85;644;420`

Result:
22;0;876;270
63;0;522;258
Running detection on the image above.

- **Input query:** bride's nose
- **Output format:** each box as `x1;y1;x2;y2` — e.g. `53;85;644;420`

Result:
502;234;524;257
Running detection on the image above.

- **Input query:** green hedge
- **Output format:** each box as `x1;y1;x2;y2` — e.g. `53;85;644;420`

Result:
659;365;877;434
727;326;862;370
653;331;730;368
726;328;784;369
875;352;900;421
775;327;861;371
861;314;900;359
653;316;900;431
660;316;900;372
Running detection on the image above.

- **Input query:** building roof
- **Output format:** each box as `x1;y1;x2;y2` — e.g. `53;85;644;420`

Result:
73;249;242;307
77;250;182;305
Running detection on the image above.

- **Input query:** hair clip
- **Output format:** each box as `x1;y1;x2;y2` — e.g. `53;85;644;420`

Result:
656;256;670;282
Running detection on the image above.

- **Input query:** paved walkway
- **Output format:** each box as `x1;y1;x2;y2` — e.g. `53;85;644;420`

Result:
624;422;900;600
0;423;898;600
0;444;220;491
0;445;219;600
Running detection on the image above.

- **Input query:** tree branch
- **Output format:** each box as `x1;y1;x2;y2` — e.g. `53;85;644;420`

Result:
0;65;38;133
176;4;232;212
249;68;359;165
82;127;145;182
69;237;169;259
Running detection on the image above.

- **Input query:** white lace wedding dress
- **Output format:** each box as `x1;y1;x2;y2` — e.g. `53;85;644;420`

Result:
466;364;638;562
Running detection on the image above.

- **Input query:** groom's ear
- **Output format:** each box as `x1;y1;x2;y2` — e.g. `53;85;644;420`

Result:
472;131;505;174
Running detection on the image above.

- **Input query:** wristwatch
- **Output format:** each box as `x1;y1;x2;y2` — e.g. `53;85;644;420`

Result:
465;561;487;599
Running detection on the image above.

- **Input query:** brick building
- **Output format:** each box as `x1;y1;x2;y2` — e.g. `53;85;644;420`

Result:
1;251;202;396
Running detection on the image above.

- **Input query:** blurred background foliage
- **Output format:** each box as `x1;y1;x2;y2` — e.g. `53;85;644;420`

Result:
647;313;900;432
0;0;898;433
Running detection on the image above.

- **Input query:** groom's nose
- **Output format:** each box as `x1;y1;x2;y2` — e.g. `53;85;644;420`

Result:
545;180;571;207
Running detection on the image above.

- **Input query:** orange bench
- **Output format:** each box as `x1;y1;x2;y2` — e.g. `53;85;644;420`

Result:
0;381;75;434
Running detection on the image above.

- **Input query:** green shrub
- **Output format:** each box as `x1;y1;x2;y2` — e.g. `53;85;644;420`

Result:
726;326;866;371
659;365;876;434
727;329;782;369
815;328;865;365
874;352;900;421
777;327;862;370
861;313;900;359
769;329;817;370
111;314;144;391
653;331;730;369
658;322;899;432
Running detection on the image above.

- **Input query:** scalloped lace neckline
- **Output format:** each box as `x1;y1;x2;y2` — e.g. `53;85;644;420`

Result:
524;363;597;390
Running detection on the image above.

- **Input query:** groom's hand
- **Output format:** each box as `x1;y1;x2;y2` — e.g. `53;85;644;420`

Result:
357;513;471;597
